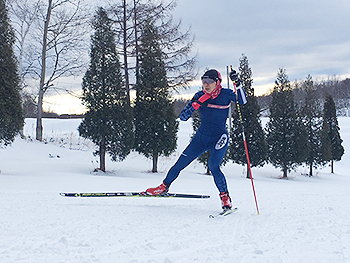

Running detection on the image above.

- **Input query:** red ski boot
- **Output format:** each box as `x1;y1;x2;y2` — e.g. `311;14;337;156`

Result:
219;191;232;210
145;182;169;196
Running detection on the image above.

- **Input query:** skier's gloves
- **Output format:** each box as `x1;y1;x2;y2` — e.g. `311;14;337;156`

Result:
229;70;239;82
229;70;241;87
235;79;241;87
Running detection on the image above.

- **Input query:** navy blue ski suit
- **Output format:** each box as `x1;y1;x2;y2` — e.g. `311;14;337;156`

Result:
163;88;239;193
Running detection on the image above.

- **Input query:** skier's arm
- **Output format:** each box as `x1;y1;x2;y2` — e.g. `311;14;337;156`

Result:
179;92;211;121
229;70;247;105
179;102;196;121
228;88;247;105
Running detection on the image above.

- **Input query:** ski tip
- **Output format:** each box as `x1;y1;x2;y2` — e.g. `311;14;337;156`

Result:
209;207;238;218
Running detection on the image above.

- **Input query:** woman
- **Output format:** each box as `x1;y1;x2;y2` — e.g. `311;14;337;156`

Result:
145;69;245;210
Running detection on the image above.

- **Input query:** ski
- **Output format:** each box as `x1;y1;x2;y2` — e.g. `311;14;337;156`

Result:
59;192;210;199
209;207;238;218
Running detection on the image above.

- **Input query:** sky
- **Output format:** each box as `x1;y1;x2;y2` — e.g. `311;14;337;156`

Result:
172;0;350;94
43;0;350;114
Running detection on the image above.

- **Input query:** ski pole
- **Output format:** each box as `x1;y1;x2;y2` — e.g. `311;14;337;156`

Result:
227;66;232;131
230;65;260;215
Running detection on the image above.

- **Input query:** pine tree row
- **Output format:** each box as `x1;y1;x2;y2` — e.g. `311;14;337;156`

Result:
228;56;343;178
1;3;344;177
71;8;346;176
79;8;177;172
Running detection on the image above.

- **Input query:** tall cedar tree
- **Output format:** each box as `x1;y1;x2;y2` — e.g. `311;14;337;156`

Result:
192;110;229;175
0;0;23;146
266;68;307;178
229;55;267;178
79;8;134;172
321;94;344;173
134;21;178;173
301;75;323;176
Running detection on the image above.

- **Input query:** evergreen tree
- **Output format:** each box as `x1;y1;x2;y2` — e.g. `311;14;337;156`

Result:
266;68;307;178
301;75;323;176
79;8;134;172
134;20;178;173
321;94;344;173
0;0;23;146
229;54;267;178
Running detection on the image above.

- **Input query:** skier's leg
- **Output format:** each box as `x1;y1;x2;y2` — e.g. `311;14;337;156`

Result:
163;133;206;185
208;133;232;209
208;133;229;193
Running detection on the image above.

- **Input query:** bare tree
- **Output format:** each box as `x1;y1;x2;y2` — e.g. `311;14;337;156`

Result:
157;14;197;89
10;0;90;140
36;0;52;141
8;0;43;89
109;0;197;101
17;0;89;141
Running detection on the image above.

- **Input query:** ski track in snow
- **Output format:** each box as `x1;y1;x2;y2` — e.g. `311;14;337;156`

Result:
0;118;350;262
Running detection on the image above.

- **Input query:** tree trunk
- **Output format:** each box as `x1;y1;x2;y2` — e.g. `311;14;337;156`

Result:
123;0;130;105
152;153;158;173
282;166;288;178
36;93;43;141
206;166;211;175
99;139;106;172
36;0;52;141
331;160;334;174
309;161;313;176
246;163;251;179
133;0;139;84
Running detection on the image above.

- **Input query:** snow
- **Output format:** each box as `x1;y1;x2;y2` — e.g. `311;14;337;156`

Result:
1;117;350;263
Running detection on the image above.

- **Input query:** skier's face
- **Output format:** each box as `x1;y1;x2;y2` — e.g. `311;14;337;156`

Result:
202;79;217;94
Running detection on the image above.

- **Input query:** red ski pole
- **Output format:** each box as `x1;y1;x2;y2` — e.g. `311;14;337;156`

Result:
230;65;260;215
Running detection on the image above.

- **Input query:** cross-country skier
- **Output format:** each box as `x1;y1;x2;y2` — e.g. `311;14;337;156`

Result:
144;69;246;210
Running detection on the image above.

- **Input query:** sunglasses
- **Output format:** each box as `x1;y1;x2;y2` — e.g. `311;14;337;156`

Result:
201;78;216;85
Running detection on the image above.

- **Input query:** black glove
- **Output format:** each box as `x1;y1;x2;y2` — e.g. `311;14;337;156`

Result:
230;69;241;87
235;79;241;87
229;70;239;82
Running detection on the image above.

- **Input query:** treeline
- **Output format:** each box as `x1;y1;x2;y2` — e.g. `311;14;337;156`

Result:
1;0;197;173
193;57;344;178
257;77;350;117
78;8;178;173
6;0;196;142
1;0;345;177
1;1;191;174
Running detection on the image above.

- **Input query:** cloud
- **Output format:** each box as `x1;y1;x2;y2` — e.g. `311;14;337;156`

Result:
44;0;350;112
173;0;350;95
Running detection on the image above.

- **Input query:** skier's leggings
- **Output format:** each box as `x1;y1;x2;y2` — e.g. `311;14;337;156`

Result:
164;130;229;193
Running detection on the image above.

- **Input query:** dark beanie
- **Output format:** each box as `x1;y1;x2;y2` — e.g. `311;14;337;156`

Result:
201;69;222;82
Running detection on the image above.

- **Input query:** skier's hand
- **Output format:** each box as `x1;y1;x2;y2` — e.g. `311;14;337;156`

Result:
229;70;239;82
229;70;241;87
235;79;241;87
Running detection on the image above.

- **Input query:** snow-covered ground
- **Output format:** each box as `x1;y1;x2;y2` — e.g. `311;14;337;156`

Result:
1;117;350;263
